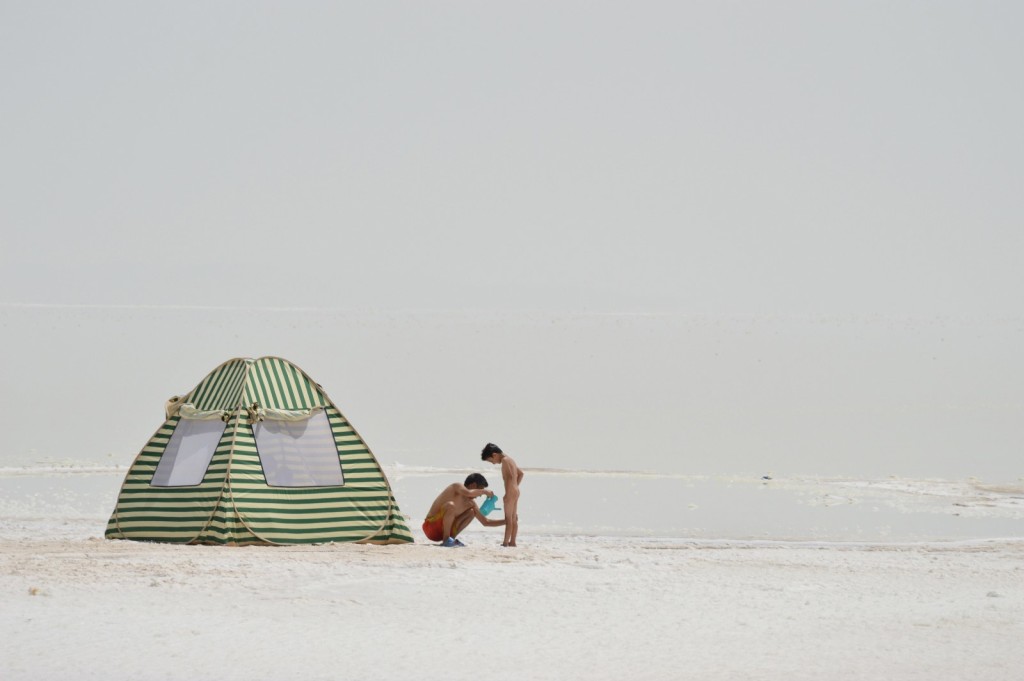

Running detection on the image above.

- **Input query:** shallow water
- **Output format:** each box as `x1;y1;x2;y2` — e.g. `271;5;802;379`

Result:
1;467;1020;543
392;469;1024;542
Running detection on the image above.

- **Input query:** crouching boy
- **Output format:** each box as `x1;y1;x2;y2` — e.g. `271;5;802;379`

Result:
422;473;505;547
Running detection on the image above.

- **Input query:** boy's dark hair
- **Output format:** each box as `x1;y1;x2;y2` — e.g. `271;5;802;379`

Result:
464;473;488;488
481;442;503;460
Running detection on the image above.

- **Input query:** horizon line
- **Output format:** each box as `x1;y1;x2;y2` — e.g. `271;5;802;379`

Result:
2;302;1020;321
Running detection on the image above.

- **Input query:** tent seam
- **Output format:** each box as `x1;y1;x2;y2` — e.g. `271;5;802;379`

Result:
193;359;254;545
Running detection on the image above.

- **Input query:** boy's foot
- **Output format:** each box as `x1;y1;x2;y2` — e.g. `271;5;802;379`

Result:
440;537;464;548
452;538;466;547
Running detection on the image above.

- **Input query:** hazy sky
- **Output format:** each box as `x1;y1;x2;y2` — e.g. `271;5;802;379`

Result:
2;4;1022;480
2;2;1022;314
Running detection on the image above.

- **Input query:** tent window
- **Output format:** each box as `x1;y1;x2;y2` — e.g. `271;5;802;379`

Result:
151;418;226;487
252;410;345;487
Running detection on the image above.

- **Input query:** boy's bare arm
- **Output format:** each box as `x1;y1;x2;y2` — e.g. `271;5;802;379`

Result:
473;506;506;527
454;484;492;499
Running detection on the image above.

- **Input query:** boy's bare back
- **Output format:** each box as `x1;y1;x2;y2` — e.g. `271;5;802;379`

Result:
426;483;475;519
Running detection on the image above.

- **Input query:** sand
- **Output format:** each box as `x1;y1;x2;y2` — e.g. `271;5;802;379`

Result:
2;467;1022;679
3;526;1022;681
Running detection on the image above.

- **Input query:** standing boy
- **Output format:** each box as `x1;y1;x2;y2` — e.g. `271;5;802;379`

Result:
481;442;523;547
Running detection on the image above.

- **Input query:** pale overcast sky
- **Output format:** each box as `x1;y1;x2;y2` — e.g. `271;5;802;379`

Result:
2;4;1023;479
2;2;1022;314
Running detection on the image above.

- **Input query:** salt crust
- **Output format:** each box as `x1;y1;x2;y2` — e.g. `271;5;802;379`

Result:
2;529;1022;681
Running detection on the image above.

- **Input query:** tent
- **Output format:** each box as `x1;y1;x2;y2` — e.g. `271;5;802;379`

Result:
105;357;413;545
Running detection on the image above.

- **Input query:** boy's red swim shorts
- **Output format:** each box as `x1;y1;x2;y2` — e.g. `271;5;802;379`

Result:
422;514;444;542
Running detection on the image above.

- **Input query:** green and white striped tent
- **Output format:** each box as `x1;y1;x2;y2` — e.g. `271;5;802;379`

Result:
105;357;414;545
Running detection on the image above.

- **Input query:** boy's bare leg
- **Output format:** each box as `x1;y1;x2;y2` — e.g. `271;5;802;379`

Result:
502;495;519;547
440;501;457;540
451;509;474;538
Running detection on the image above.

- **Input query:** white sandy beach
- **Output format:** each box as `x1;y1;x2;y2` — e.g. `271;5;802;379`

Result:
2;468;1022;681
3;532;1023;681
